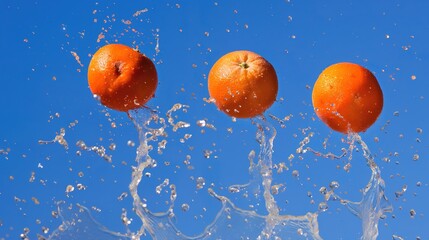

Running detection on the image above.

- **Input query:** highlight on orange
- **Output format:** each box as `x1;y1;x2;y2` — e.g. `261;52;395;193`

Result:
312;62;383;134
208;50;278;118
87;44;158;112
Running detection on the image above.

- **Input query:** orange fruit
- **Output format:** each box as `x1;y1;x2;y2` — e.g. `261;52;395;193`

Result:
312;62;383;134
208;50;278;118
88;44;158;112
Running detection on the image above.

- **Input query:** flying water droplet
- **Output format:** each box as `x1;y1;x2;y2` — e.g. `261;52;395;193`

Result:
155;179;169;194
318;202;328;212
181;203;190;212
196;177;206;190
329;181;340;189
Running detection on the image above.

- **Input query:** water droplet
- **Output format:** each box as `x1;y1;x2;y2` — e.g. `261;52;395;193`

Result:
117;192;128;201
76;140;86;149
410;209;416;218
155;179;169;194
42;226;49;234
392;234;404;240
329;181;340;189
395;185;407;198
170;184;177;203
292;170;299;178
181;203;190;212
183;155;191;165
121;210;132;226
29;172;36;183
343;162;352;172
203;149;213;159
31;197;40;205
271;184;284;195
93;94;100;101
65;185;74;195
228;186;240;193
318;202;328;212
196;177;205;190
127;140;135;147
20;228;30;240
76;183;86;190
109;143;116;150
196;119;206;127
158;139;167;154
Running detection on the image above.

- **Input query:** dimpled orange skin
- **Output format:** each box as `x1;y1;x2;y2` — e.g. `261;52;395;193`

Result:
312;62;383;134
208;50;278;118
88;44;158;112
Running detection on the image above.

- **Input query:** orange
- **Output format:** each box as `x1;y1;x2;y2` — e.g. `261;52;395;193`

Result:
312;62;383;134
88;44;158;112
208;50;278;118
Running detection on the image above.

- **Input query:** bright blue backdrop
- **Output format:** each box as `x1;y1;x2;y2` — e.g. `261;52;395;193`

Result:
1;1;428;239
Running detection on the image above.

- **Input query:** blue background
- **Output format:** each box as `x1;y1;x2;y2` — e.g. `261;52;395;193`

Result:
1;0;428;239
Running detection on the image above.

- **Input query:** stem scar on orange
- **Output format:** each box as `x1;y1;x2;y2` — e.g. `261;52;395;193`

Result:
312;62;383;134
87;44;158;112
208;50;278;118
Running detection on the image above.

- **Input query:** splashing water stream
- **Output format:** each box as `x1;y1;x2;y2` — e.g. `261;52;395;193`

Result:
46;108;390;240
333;134;392;240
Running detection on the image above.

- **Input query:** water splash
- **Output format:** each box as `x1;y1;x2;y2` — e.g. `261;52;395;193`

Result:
46;109;322;239
38;128;69;150
249;117;321;240
45;109;390;240
306;132;392;240
47;203;128;240
333;134;392;240
124;111;322;239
